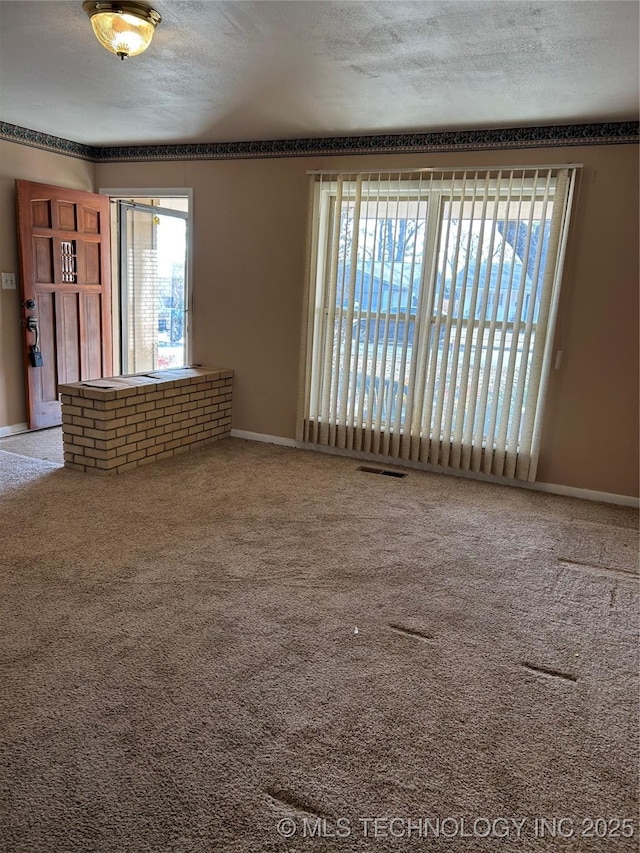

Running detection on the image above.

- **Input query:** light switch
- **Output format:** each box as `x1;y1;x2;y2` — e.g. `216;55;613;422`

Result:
1;273;16;290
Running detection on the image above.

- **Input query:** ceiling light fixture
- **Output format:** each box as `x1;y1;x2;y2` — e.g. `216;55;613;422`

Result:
83;1;161;60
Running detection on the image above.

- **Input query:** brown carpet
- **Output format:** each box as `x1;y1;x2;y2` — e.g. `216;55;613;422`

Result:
0;439;638;852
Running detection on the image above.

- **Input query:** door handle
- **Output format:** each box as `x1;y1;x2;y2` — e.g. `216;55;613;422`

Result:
26;316;39;340
25;316;44;367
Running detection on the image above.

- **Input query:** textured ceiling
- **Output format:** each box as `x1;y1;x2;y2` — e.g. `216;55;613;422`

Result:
0;0;638;147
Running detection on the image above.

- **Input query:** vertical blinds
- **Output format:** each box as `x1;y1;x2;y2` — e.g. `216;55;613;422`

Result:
122;205;159;374
298;167;576;482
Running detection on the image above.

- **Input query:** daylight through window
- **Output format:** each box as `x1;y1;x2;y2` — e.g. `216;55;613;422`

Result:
298;167;577;482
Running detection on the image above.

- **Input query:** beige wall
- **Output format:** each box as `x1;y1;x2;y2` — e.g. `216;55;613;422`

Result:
1;139;637;497
0;139;96;428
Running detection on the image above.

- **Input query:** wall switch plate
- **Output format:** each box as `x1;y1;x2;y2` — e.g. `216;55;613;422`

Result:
1;273;16;290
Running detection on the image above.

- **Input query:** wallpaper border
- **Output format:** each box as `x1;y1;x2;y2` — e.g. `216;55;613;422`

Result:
1;120;638;163
0;122;97;161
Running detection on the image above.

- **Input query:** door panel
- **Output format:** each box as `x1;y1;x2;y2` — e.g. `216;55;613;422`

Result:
81;206;100;233
83;242;101;284
57;292;81;386
16;180;112;429
31;200;51;228
36;291;58;405
58;202;76;231
34;236;54;282
83;293;103;380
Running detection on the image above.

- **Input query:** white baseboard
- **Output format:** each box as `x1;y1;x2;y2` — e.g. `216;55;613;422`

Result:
230;430;639;508
525;481;639;508
0;422;28;437
230;429;298;448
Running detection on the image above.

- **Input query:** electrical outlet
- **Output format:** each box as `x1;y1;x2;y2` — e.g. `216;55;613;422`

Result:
1;273;16;290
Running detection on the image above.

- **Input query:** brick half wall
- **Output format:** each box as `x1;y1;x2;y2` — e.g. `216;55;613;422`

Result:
58;367;232;474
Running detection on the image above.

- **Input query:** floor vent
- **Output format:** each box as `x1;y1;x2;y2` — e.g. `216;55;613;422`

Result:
357;465;407;479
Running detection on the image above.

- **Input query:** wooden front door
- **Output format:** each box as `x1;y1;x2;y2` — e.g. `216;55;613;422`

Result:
16;180;112;429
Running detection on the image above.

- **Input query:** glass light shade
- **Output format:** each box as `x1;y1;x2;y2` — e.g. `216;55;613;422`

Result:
84;3;161;59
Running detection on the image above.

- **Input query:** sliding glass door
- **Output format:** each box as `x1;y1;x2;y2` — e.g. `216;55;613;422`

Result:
300;168;576;482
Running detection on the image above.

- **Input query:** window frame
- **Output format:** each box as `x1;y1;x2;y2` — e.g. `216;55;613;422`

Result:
298;167;578;482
